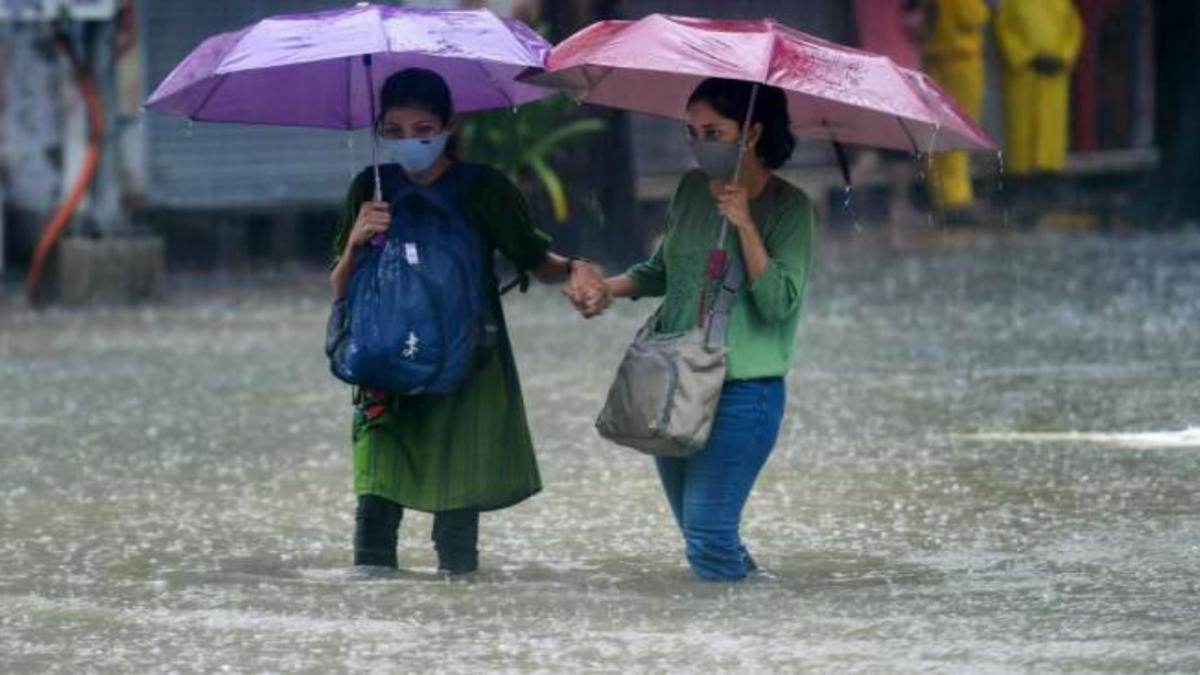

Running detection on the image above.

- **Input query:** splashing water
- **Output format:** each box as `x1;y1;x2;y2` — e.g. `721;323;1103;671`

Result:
841;184;863;233
2;232;1199;672
994;150;1005;196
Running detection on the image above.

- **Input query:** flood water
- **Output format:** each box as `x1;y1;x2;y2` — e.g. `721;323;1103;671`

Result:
2;231;1199;673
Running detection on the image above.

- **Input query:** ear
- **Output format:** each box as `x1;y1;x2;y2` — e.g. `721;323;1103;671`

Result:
445;115;462;135
744;122;764;150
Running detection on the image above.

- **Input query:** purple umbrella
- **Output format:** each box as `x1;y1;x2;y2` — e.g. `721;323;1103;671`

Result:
145;2;553;196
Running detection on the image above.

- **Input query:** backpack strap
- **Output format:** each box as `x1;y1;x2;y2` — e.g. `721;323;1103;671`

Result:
383;162;484;212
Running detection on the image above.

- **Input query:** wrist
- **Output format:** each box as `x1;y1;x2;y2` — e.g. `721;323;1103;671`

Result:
567;255;592;276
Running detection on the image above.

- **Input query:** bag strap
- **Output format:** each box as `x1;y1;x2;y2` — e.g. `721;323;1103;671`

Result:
386;162;480;215
704;177;782;348
704;242;745;347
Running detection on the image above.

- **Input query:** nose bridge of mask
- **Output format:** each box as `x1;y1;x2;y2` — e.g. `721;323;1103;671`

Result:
382;133;448;173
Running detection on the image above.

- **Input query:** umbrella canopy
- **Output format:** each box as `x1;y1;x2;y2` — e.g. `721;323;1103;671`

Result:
529;14;997;153
145;3;553;128
896;67;995;153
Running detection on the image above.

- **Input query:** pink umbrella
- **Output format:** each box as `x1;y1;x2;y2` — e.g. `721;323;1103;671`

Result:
529;14;997;153
897;68;996;153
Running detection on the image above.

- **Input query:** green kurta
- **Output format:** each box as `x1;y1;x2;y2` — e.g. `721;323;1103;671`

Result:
331;162;550;513
627;170;815;380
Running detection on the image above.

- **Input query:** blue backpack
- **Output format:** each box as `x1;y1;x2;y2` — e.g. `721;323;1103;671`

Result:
326;163;490;395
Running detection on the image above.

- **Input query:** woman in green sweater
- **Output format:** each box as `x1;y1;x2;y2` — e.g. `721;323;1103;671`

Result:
330;68;604;574
582;78;814;581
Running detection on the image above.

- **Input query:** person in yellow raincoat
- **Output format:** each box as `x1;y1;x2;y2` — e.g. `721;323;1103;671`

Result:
921;0;991;213
994;0;1084;176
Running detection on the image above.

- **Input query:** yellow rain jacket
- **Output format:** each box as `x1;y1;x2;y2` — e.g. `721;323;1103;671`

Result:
994;0;1084;175
923;0;991;208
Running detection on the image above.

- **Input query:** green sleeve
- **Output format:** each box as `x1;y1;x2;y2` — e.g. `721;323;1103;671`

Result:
626;239;667;298
745;192;814;324
626;171;698;297
471;168;552;272
330;169;373;268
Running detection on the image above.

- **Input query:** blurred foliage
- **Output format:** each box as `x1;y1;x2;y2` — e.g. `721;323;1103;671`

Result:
459;94;606;223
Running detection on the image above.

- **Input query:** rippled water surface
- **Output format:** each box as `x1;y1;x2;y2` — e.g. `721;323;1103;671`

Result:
2;232;1199;673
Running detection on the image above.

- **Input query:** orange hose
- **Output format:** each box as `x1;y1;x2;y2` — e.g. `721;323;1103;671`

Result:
27;41;106;305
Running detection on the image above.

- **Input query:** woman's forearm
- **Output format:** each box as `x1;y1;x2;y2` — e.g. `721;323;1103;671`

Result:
605;274;640;299
736;224;770;282
530;252;572;284
329;246;356;299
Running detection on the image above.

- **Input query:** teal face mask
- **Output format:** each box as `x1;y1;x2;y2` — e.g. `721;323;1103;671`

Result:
691;138;743;179
381;132;449;174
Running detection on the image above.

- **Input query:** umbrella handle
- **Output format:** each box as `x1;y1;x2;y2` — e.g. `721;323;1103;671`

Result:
363;53;383;202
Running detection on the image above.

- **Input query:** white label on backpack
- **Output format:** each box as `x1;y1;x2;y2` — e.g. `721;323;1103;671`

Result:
404;242;419;265
402;331;420;359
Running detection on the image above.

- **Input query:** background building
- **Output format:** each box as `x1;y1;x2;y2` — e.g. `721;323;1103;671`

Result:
1;0;1194;286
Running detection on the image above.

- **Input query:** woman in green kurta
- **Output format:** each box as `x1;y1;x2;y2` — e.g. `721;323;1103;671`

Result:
573;79;814;581
329;69;605;574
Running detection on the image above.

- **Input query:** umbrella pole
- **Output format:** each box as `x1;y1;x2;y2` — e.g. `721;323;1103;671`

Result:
699;82;760;329
364;54;382;202
714;82;760;250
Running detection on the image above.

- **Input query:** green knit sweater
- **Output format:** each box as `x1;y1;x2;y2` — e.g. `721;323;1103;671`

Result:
627;170;815;380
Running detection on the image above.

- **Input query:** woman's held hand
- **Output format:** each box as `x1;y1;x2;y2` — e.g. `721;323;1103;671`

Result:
714;181;755;232
347;201;391;250
562;260;612;319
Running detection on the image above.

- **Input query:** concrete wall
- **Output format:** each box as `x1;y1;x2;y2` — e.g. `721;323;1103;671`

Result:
0;25;65;264
43;235;164;304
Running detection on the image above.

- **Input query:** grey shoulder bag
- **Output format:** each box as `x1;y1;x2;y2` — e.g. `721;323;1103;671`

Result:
596;84;778;457
594;243;747;457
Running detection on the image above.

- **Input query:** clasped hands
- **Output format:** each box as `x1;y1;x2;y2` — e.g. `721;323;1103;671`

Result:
562;260;612;319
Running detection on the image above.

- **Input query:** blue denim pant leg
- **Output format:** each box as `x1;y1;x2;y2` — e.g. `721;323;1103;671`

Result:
656;378;786;581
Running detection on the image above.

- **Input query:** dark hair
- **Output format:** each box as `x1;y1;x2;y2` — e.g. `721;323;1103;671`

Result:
378;68;458;158
379;68;453;124
687;78;795;170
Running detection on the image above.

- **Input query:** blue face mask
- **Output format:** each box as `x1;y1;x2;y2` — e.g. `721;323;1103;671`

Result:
380;132;449;174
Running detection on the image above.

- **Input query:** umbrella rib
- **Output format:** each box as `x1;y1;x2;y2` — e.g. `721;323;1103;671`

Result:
345;55;353;129
471;59;515;109
584;65;615;92
896;117;921;155
190;73;230;121
762;27;780;84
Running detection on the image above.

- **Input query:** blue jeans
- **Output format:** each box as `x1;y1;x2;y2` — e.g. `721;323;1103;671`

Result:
656;378;786;581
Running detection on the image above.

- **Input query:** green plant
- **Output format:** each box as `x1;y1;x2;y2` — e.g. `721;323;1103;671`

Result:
459;93;606;222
